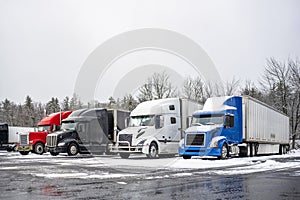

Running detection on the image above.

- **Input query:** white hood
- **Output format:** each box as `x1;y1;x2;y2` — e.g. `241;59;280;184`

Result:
118;126;156;145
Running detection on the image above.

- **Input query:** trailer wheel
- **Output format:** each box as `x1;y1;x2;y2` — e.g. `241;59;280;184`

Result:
19;151;29;155
147;142;158;159
119;153;130;159
50;152;59;156
67;143;79;156
34;142;44;155
219;144;228;159
183;155;191;159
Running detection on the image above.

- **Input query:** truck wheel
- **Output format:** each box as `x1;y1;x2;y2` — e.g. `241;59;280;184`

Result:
6;146;12;152
13;145;18;152
34;142;44;155
120;153;130;159
50;152;59;156
219;144;228;159
67;143;79;156
183;155;191;159
147;142;158;159
19;151;29;155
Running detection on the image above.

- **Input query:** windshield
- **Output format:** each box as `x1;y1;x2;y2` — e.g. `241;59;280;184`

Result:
61;121;76;131
192;114;224;126
37;125;51;132
129;115;155;127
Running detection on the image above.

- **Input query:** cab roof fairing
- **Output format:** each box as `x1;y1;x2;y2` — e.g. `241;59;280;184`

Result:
130;98;180;117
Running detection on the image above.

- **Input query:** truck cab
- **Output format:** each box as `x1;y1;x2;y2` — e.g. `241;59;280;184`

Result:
179;96;243;159
111;98;202;159
18;111;72;155
46;108;129;156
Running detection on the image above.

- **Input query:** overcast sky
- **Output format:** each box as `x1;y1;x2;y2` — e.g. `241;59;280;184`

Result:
0;0;299;104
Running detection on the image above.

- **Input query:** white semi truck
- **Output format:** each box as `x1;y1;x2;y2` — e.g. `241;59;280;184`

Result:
111;98;202;158
0;123;35;151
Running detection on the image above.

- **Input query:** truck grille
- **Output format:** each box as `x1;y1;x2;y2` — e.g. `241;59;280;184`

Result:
46;135;57;147
20;134;28;146
186;134;205;146
118;134;132;146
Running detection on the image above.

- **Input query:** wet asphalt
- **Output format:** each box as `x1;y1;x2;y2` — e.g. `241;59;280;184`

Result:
0;151;300;200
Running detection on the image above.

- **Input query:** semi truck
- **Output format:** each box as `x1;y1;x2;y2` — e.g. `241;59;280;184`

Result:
0;123;34;151
45;108;130;156
178;96;290;159
18;111;72;155
110;98;202;159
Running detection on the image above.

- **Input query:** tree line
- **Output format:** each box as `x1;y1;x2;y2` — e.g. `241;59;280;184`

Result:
0;57;299;148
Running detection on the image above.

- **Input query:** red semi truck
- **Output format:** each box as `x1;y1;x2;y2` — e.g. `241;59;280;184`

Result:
18;111;72;155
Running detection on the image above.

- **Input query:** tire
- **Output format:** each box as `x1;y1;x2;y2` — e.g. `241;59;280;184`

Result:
13;145;18;152
183;155;191;159
120;153;130;159
50;152;59;156
34;142;44;155
6;147;12;152
67;143;79;156
219;144;228;159
147;142;158;159
19;151;29;155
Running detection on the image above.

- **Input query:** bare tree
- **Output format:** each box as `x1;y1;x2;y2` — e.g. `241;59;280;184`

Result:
261;58;290;114
240;80;264;100
225;77;240;96
183;76;206;104
138;72;177;102
261;57;300;149
288;58;300;149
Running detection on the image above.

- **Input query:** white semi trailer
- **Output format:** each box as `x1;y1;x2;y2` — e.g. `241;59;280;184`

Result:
111;98;202;158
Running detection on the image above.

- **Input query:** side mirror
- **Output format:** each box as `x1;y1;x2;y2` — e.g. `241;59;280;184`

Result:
155;115;164;129
225;114;234;128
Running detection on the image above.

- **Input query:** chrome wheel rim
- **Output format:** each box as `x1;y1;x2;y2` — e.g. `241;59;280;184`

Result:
70;145;77;155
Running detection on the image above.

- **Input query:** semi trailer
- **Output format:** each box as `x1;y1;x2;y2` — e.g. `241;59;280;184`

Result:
178;96;290;159
0;123;34;151
110;98;202;159
46;108;130;156
18;111;72;155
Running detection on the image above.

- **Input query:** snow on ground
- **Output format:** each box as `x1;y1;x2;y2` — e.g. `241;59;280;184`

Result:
1;150;300;179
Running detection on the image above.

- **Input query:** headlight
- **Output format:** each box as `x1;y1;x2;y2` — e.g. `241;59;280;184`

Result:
137;140;146;146
58;142;65;147
210;137;219;148
210;136;226;148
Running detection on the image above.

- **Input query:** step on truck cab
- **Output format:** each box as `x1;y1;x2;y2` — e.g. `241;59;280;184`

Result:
18;111;72;155
110;98;202;159
46;108;130;156
178;96;290;159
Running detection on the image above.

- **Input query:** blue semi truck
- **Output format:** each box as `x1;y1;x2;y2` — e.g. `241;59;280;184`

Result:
178;96;289;159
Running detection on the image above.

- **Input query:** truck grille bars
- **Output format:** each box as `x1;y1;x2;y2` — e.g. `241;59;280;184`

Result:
118;134;133;146
46;135;57;147
186;134;205;146
20;134;28;146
